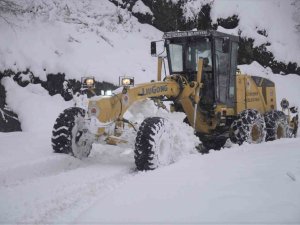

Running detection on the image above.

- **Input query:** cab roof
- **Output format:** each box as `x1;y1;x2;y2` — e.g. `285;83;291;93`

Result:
163;30;239;42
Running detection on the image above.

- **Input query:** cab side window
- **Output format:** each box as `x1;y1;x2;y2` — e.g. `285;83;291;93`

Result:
215;38;230;104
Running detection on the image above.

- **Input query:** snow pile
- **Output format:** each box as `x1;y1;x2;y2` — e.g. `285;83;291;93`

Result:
132;0;153;16
123;100;200;160
0;0;161;84
182;0;213;21
1;77;72;133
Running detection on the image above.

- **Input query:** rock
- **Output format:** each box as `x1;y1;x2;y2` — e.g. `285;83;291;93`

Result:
0;69;117;132
0;81;22;132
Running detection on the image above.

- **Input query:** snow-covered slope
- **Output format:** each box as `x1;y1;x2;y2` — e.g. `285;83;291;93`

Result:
2;0;299;85
0;0;161;84
183;0;300;65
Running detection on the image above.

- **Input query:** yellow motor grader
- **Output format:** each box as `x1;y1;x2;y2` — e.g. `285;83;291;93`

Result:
51;30;298;170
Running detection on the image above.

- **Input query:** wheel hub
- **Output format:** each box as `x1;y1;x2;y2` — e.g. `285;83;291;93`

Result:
276;125;284;139
251;124;261;143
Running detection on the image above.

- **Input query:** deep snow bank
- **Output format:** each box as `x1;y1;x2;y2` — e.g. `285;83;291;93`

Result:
0;0;162;84
1;77;72;133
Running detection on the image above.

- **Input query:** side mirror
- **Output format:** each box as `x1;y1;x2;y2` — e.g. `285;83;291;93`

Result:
290;106;298;113
151;41;157;56
222;38;230;53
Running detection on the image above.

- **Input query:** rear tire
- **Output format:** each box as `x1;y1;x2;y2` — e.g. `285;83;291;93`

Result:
230;109;266;145
134;117;173;171
264;110;290;141
51;107;92;159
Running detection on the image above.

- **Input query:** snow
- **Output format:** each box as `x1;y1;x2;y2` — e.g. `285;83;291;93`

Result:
1;0;300;223
77;139;300;224
132;0;153;16
1;77;72;133
1;62;300;223
0;0;162;84
213;0;300;64
182;0;213;21
0;129;299;223
1;0;299;85
183;0;300;65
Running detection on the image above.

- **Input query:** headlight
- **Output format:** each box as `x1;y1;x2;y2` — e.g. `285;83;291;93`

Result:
119;76;134;87
122;78;131;86
86;78;94;86
81;77;95;89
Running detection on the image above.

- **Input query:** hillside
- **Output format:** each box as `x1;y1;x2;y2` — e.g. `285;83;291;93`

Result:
0;0;162;83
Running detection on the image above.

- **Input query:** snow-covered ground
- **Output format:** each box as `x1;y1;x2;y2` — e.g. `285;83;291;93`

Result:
1;125;299;223
1;62;300;223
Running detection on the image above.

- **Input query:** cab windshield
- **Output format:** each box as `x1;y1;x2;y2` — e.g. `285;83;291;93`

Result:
167;38;212;74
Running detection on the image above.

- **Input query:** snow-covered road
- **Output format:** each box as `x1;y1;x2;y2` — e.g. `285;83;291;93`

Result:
1;131;299;224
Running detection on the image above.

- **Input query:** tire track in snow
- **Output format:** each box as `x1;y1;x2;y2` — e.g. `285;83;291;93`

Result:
0;156;84;187
0;139;137;223
24;167;137;223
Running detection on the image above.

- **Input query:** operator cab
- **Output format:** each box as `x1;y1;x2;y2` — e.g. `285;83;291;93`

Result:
154;30;239;110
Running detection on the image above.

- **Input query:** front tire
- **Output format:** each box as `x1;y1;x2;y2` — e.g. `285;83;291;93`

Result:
230;109;266;145
51;107;92;159
134;117;173;171
264;110;290;141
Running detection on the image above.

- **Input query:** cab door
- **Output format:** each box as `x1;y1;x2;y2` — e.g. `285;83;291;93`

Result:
214;38;237;107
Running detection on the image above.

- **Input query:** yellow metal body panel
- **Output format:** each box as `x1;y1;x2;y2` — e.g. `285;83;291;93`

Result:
180;97;215;133
90;80;180;126
244;75;266;114
88;70;277;137
236;74;277;114
264;86;277;110
236;75;246;114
